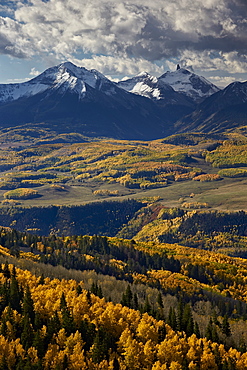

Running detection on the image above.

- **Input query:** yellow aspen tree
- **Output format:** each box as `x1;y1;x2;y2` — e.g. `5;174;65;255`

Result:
56;349;70;369
97;302;124;336
106;304;129;334
40;324;47;338
43;343;60;370
151;361;168;370
69;342;87;370
117;327;132;353
0;336;24;369
17;269;37;288
36;241;45;252
211;343;226;359
199;343;218;370
41;289;61;315
118;328;144;370
227;347;241;364
143;339;156;368
236;352;247;369
169;361;183;370
90;300;107;326
2;306;22;327
72;294;91;323
13;338;25;360
64;281;78;307
55;328;67;349
65;331;84;353
6;321;16;341
118;305;140;331
186;334;203;363
27;347;39;366
157;334;189;365
188;361;199;370
98;359;110;369
136;313;158;343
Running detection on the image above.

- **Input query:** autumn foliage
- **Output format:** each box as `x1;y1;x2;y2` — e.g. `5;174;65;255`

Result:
0;263;247;369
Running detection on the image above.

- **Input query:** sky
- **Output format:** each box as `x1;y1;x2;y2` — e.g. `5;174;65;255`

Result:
0;0;247;87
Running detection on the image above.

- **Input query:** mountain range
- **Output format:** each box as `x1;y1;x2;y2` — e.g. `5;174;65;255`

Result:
117;65;219;103
0;62;246;140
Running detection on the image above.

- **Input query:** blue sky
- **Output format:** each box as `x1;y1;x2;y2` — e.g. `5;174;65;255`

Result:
0;0;247;87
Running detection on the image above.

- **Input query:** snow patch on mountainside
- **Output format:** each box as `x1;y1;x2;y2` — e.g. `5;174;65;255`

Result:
0;81;49;103
53;69;87;98
131;82;161;100
117;72;164;100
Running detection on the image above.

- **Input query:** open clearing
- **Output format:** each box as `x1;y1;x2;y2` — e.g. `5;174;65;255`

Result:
0;177;246;211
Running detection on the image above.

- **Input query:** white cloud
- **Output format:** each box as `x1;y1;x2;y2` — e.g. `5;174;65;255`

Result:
208;75;238;87
167;50;247;75
29;67;40;76
72;55;166;76
0;0;247;77
0;16;33;57
6;77;29;83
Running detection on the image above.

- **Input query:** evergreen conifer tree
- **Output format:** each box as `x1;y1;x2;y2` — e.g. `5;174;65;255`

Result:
2;262;11;279
177;298;184;331
33;330;46;359
9;274;21;312
143;296;152;314
194;321;200;338
222;315;231;337
205;318;213;341
157;292;164;308
23;286;35;325
158;323;167;343
167;307;177;330
21;314;34;351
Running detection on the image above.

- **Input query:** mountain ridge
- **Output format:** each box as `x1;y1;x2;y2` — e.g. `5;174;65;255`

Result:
0;62;219;105
175;80;247;133
0;62;199;140
116;66;219;103
1;61;247;140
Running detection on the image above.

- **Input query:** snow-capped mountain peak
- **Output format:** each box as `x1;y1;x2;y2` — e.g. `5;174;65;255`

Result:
41;62;113;95
159;67;220;102
117;72;165;100
135;71;158;81
0;62;117;104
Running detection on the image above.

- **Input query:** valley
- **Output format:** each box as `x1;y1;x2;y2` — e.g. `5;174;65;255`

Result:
0;129;245;213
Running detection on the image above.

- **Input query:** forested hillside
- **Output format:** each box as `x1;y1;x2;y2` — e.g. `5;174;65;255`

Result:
0;199;143;236
1;260;247;370
118;205;247;258
1;227;247;368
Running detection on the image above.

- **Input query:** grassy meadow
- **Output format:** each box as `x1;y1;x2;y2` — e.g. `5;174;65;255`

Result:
0;128;246;211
